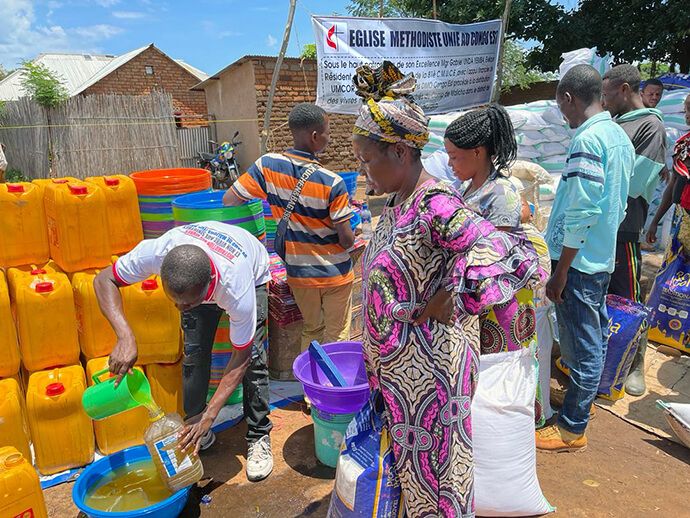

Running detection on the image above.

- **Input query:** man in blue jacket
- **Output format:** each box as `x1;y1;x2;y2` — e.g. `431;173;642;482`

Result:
538;64;635;453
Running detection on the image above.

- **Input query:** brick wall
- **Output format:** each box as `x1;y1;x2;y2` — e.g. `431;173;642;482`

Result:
251;57;359;173
82;46;208;126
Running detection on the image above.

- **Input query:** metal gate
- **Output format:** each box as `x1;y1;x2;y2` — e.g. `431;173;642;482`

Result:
177;125;211;168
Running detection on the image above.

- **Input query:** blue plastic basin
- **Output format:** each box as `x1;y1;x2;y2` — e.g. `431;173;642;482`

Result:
72;445;191;518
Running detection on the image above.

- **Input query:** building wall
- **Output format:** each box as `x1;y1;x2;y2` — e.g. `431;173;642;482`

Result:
251;57;359;173
82;46;208;125
202;59;260;172
205;57;558;173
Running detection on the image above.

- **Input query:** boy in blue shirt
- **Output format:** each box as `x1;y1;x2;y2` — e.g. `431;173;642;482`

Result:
538;65;635;452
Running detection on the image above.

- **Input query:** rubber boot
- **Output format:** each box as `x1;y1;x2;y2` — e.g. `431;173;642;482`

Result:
625;337;647;396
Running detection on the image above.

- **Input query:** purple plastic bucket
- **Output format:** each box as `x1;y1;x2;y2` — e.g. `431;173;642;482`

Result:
292;341;370;414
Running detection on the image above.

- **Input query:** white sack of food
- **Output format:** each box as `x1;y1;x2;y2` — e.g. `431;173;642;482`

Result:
473;345;554;516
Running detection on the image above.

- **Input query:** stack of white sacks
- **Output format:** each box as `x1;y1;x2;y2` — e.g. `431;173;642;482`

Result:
424;90;690;204
658;90;690;163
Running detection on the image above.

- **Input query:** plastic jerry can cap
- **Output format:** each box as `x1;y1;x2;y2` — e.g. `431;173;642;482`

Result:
46;382;65;396
3;452;23;468
142;279;158;291
30;268;47;275
104;176;120;186
6;183;25;193
35;281;54;293
68;184;88;195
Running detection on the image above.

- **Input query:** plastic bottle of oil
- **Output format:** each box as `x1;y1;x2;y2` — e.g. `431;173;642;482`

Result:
143;406;203;493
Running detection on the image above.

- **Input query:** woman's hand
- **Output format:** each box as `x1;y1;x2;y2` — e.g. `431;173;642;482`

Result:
179;413;214;454
413;288;455;326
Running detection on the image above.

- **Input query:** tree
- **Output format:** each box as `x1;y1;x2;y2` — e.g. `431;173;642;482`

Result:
501;39;552;91
639;62;671;80
347;0;408;17
301;43;317;60
348;0;690;73
0;65;13;81
20;61;68;108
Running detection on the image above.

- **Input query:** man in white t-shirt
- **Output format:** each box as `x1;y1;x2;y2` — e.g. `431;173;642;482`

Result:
94;221;273;482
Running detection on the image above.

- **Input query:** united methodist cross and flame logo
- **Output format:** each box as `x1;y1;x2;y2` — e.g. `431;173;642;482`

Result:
324;22;346;52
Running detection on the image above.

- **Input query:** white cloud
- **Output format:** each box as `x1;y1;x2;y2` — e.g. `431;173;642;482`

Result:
73;24;123;39
112;10;146;19
218;30;243;39
266;34;277;48
94;0;120;6
47;0;63;8
0;0;123;68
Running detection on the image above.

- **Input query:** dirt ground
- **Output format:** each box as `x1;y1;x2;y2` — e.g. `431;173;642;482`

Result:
45;189;690;517
46;401;690;518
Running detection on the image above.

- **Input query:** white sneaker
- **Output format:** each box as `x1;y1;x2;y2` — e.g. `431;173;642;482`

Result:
199;429;216;452
246;435;273;482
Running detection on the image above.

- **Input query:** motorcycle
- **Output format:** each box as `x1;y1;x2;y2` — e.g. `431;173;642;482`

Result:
196;131;242;190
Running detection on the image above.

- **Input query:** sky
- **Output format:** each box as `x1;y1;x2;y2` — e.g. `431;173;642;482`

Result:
0;0;580;74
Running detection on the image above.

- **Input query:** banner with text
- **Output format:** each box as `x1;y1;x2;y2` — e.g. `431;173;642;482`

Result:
311;16;502;115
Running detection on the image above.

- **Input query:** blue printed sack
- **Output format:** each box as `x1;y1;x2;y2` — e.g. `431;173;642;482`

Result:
327;392;403;518
598;295;651;400
648;252;690;354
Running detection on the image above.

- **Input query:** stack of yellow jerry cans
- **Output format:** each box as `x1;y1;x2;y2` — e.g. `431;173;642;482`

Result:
0;174;183;510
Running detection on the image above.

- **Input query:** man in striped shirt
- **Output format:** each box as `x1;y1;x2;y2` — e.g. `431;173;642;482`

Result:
538;65;634;453
224;103;355;350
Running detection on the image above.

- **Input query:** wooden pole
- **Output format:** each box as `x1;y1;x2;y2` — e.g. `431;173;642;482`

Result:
433;0;438;19
492;0;512;103
260;0;297;154
379;0;384;17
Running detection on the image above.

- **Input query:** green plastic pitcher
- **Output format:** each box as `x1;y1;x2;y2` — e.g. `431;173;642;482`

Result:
82;368;155;420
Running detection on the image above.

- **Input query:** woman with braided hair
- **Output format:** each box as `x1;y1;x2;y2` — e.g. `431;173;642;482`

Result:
352;61;545;517
444;106;548;426
445;106;539;351
444;104;520;230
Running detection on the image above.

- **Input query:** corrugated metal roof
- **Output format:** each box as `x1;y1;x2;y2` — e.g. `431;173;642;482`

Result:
70;45;151;96
0;45;209;101
175;60;210;82
0;52;115;100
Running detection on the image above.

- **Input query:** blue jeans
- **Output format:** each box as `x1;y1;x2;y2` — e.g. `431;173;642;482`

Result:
553;264;610;434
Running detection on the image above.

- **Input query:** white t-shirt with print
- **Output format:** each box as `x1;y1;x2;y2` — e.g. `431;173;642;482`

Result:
113;221;270;349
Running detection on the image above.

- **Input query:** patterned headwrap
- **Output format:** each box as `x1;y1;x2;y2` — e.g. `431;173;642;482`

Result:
352;61;430;150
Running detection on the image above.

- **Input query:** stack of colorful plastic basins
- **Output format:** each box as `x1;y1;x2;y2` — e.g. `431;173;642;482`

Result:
208;314;243;405
208;313;269;405
171;191;266;243
262;200;276;253
130;168;212;239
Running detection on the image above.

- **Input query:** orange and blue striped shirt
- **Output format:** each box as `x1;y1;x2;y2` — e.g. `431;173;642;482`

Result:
231;149;354;288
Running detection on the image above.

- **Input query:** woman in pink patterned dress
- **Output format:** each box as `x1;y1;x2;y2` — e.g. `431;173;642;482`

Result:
351;62;545;517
